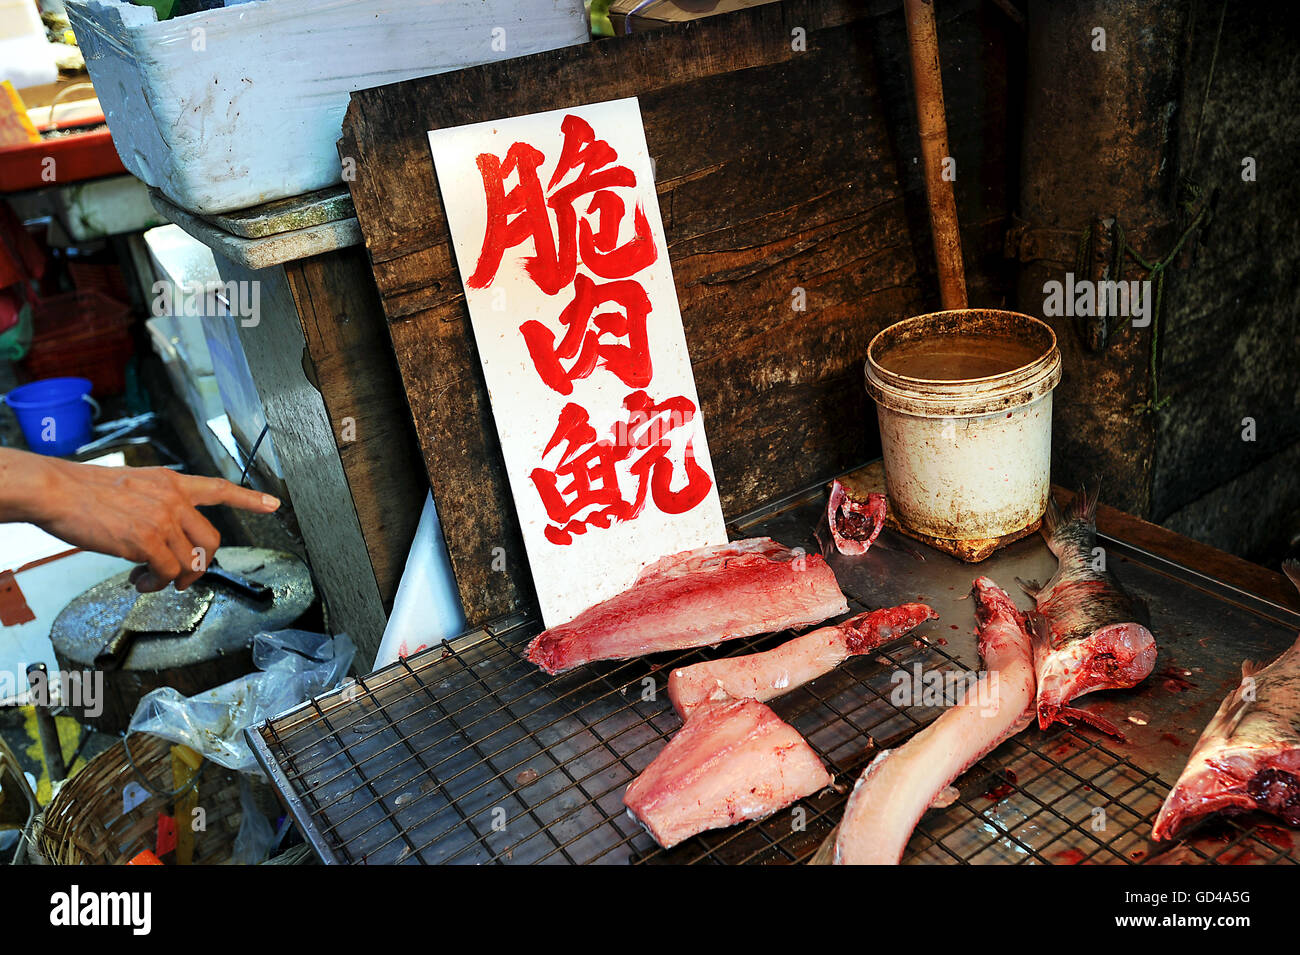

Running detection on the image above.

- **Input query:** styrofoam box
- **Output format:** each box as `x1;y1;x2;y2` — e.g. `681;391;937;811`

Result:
2;0;44;39
143;223;219;375
67;0;590;215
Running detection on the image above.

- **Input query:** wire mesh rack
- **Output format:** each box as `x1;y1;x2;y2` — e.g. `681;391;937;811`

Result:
248;602;1299;866
248;482;1300;865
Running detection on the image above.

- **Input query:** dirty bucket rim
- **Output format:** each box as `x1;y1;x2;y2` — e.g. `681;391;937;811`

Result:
868;309;1058;383
864;309;1061;416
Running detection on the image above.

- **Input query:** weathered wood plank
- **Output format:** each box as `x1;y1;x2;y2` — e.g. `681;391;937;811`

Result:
213;256;390;658
284;249;428;610
343;0;1014;624
203;186;355;240
149;190;363;271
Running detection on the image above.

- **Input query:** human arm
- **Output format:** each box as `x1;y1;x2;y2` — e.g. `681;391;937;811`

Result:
0;447;280;592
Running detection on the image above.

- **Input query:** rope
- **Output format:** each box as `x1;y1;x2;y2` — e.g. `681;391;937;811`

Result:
1113;196;1210;414
1190;1;1229;172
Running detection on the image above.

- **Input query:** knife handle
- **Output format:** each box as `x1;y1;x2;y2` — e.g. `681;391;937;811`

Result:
202;564;272;602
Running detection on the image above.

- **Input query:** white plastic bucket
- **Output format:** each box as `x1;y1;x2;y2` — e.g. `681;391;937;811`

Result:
864;309;1062;541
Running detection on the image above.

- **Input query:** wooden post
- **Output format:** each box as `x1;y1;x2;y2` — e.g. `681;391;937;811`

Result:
903;0;968;309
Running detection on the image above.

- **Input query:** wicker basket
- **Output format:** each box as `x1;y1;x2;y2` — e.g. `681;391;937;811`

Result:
36;733;254;865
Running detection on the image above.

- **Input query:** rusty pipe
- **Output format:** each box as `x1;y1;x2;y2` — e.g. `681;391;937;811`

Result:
903;0;968;310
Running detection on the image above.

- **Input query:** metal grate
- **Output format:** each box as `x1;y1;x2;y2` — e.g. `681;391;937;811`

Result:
249;480;1300;865
250;603;1298;865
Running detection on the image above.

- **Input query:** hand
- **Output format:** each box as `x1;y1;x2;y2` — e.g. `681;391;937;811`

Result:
2;450;280;592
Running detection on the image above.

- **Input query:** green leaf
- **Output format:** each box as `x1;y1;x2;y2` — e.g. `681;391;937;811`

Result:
589;0;615;38
131;0;177;21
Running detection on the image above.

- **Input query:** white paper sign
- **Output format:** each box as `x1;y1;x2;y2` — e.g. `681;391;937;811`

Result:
428;97;727;628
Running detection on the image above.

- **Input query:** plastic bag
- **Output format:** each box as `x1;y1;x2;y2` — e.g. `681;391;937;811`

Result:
228;775;279;865
128;629;355;775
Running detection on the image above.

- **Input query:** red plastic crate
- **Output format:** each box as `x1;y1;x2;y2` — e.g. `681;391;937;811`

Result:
23;290;134;395
0;122;127;194
67;261;131;304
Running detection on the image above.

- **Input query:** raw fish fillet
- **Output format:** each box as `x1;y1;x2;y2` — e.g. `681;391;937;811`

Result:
527;538;848;675
1019;488;1156;731
1152;561;1300;840
623;697;832;848
827;479;887;556
667;603;938;718
832;577;1036;864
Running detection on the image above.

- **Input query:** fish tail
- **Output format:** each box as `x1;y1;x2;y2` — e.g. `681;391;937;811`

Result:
1065;481;1100;527
1284;559;1300;595
1042;483;1099;553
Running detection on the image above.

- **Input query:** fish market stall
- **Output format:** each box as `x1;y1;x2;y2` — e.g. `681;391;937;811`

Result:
3;0;1299;889
249;463;1300;864
243;1;1300;865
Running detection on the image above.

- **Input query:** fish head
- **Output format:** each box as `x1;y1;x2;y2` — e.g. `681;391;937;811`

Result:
827;480;887;556
1033;621;1156;728
972;577;1022;626
1152;757;1255;841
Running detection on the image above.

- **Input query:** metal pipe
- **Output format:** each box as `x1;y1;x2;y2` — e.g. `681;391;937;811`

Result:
26;663;67;783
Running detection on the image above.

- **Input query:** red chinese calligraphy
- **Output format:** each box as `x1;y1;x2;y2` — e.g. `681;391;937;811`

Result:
519;273;653;395
531;391;713;546
457;109;714;546
468;114;658;294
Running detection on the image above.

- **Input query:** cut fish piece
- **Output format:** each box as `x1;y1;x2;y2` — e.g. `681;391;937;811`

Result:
623;697;831;849
1020;487;1156;730
1152;562;1300;840
526;538;847;675
827;479;887;556
667;603;938;719
832;577;1036;864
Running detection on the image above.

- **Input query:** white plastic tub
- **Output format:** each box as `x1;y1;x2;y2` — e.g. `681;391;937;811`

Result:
864;309;1062;542
67;0;590;214
2;0;58;87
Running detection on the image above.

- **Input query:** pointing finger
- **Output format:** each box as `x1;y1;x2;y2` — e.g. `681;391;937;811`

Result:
182;474;280;513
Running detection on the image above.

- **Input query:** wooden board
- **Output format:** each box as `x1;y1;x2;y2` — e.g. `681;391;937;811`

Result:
284;248;429;611
149;190;362;271
342;0;1016;625
204;186;355;240
214;256;391;657
149;188;424;630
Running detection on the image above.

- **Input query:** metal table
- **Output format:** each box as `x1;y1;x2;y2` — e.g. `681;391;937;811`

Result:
248;469;1300;865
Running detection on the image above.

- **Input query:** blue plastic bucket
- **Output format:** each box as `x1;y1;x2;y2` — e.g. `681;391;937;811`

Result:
2;377;100;456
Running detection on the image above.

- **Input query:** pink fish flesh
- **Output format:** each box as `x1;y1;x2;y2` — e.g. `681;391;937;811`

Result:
623;697;832;848
1152;561;1300;840
1020;488;1156;731
827;479;887;556
667;603;938;719
527;538;848;675
832;577;1036;864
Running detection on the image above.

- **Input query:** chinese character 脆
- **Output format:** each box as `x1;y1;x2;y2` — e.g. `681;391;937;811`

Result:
468;114;658;295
